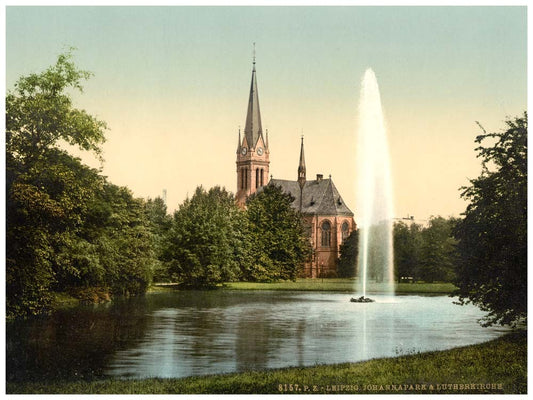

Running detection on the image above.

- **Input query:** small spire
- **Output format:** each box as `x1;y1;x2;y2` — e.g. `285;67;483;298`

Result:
237;126;241;153
266;128;269;149
298;135;306;190
253;42;256;66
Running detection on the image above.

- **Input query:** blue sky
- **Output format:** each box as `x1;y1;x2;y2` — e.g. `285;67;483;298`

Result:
5;6;528;220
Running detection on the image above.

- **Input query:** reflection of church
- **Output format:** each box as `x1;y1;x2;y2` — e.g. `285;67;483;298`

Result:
235;59;356;278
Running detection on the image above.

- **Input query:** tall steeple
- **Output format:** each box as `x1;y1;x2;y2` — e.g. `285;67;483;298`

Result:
243;46;263;149
236;46;270;206
298;136;306;189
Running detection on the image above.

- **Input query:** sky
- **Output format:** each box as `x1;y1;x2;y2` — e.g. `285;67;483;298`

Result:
5;5;528;222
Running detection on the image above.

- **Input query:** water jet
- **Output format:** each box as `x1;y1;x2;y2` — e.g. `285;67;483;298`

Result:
353;68;395;302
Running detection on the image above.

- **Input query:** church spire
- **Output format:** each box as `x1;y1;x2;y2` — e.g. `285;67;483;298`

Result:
236;127;241;153
243;45;263;149
235;47;270;207
298;135;306;189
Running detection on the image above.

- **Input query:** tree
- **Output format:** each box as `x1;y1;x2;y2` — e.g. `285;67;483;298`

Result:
417;217;457;283
90;184;155;296
337;230;359;278
393;221;422;281
6;50;106;166
454;113;527;326
163;186;245;288
245;185;312;281
6;51;107;317
6;51;155;317
144;197;172;282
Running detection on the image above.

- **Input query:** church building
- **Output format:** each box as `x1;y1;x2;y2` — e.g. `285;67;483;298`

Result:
235;58;356;278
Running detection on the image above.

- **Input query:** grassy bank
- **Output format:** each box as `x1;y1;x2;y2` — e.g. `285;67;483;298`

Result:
152;279;457;294
8;331;526;394
223;279;457;294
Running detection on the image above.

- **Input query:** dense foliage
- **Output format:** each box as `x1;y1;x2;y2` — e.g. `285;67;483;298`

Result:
395;217;458;282
338;217;458;282
163;186;245;288
162;185;312;287
453;113;527;327
337;230;359;278
144;197;172;282
417;217;458;283
6;52;155;318
393;221;422;280
81;183;155;297
244;185;312;281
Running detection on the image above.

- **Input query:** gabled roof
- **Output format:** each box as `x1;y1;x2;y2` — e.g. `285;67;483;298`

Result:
269;178;354;216
243;63;263;149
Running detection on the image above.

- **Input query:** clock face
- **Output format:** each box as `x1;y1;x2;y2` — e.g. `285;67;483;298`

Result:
257;147;264;156
241;147;247;155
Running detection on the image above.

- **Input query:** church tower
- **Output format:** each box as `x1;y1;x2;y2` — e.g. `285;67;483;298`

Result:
236;55;269;206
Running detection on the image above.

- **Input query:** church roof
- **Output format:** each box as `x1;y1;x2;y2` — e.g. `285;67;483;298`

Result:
269;177;354;216
244;63;263;149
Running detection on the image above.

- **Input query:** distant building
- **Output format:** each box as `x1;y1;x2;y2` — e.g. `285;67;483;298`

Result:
235;58;356;278
393;215;429;228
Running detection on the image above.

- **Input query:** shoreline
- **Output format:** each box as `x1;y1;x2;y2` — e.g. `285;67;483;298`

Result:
23;280;456;316
153;279;458;295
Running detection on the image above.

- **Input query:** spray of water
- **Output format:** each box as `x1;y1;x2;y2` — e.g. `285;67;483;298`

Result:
355;68;395;298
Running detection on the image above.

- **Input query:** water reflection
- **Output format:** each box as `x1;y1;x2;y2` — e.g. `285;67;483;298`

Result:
6;298;150;382
235;306;272;372
7;291;510;382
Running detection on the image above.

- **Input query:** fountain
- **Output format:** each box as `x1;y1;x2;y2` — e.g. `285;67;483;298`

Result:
350;295;375;303
352;68;395;303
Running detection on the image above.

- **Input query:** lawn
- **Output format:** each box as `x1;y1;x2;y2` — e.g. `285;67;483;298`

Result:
223;279;457;294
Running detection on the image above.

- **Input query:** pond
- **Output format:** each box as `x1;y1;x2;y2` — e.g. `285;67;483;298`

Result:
6;290;510;382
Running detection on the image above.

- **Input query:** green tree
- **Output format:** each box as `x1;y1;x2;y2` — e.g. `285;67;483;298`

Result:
6;51;107;317
144;197;172;282
6;50;106;166
6;151;107;316
417;217;458;283
245;185;312;281
91;184;155;296
454;113;527;326
337;230;359;278
163;186;245;288
6;51;155;317
393;221;422;281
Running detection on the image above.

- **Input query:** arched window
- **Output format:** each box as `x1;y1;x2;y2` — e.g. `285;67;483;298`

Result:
255;168;259;188
260;168;264;186
342;221;350;241
321;220;331;247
